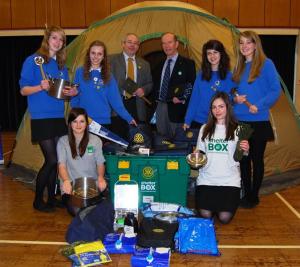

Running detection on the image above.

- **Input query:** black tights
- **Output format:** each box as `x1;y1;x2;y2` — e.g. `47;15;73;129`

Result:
34;137;59;204
240;137;267;201
199;209;234;224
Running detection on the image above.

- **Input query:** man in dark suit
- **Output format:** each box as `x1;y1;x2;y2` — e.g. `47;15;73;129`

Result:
152;32;196;138
109;33;153;139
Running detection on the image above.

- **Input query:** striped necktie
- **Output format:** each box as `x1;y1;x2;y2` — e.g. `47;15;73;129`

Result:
160;58;172;101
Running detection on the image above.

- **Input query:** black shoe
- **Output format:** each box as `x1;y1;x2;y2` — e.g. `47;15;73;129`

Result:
33;201;55;212
47;198;65;209
240;197;256;209
251;196;260;207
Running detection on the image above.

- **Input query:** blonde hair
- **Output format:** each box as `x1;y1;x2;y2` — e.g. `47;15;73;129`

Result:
36;25;66;70
233;30;266;83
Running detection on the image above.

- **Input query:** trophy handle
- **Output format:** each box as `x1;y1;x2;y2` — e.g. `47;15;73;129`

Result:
34;56;47;80
125;90;151;105
230;87;252;108
141;96;152;105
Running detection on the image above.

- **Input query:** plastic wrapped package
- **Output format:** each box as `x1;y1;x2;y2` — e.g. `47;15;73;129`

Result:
176;217;220;256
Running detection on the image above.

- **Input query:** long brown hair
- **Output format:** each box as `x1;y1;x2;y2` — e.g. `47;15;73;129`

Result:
232;30;266;83
201;39;230;81
83;40;110;84
202;92;238;141
67;108;89;159
36;25;66;70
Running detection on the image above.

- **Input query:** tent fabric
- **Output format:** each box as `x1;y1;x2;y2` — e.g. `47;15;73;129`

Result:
12;1;300;178
66;1;238;74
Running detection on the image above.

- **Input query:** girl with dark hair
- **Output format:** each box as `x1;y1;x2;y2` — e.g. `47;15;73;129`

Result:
195;92;249;224
184;40;235;130
19;25;77;212
232;31;281;208
71;40;136;129
57;107;106;200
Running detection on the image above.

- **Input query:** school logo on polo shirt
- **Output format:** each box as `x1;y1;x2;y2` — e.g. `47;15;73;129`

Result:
87;145;95;154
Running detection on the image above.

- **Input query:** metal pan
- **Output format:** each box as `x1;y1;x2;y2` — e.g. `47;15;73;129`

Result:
48;78;77;100
154;211;187;224
70;177;100;208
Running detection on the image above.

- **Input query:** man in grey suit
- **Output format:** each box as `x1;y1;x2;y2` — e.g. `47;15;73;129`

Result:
110;33;153;139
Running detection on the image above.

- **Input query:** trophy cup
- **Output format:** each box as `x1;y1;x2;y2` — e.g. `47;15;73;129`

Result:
234;123;254;161
123;78;152;105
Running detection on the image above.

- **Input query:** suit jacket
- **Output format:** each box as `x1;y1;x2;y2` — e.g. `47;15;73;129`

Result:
153;55;196;123
109;53;153;121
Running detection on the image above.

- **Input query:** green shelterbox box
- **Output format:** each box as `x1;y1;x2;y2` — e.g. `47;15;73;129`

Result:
105;154;190;207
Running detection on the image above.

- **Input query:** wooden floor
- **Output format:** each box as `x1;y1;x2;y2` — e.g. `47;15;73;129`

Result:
1;131;300;266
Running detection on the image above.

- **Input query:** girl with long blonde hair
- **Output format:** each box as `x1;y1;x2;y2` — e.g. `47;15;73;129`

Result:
232;30;281;208
19;25;77;212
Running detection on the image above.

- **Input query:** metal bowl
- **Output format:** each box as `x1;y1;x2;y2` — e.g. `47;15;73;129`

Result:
186;151;207;169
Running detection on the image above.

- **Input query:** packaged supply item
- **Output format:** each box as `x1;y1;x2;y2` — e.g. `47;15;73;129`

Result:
131;247;171;267
176;217;220;256
62;240;111;266
103;233;136;254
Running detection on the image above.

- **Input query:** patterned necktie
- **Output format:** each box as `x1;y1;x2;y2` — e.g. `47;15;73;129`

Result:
127;57;135;81
160;59;172;101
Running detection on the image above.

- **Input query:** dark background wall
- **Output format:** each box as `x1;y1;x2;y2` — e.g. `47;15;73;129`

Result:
260;35;296;94
0;35;76;130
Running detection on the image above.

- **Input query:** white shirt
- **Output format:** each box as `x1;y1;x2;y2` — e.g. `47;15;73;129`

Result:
196;124;241;188
89;67;101;72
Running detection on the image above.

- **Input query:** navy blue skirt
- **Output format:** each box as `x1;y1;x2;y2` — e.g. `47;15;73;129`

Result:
195;185;240;213
31;118;67;142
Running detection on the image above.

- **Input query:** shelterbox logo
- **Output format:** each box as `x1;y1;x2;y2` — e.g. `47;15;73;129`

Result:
141;182;156;192
208;139;228;152
141;166;156;192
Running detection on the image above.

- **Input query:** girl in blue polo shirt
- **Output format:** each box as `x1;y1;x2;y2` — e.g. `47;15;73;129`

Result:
71;40;136;129
232;31;281;208
184;39;236;130
19;25;77;212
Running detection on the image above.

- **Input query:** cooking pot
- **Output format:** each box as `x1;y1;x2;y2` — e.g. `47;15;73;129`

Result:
70;177;100;208
48;78;78;100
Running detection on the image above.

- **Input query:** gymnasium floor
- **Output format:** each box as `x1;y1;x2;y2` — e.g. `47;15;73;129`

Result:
0;132;300;266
